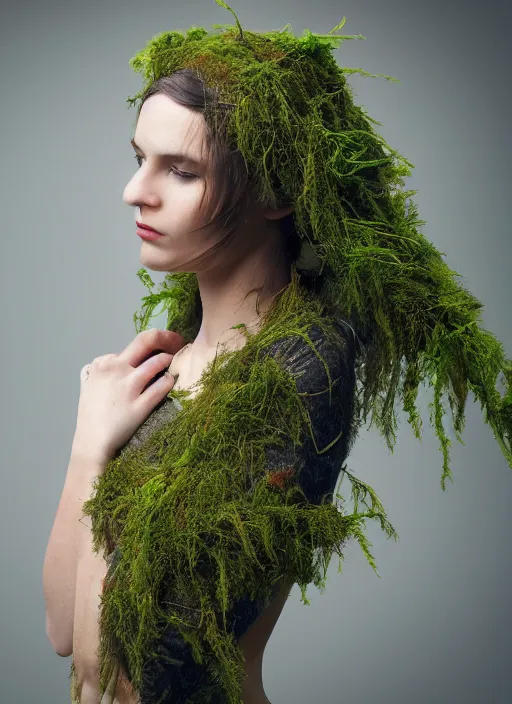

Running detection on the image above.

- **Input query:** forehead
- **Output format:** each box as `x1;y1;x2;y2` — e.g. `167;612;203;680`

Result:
135;93;206;159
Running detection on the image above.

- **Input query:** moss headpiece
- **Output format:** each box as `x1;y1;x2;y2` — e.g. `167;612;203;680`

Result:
73;2;512;702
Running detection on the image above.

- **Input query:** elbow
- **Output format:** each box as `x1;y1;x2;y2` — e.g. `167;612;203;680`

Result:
56;642;73;658
46;614;73;657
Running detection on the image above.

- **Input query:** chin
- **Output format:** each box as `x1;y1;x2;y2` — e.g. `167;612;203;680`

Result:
139;256;172;272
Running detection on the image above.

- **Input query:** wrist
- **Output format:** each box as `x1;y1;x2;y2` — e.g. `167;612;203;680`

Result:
71;442;109;477
71;433;112;468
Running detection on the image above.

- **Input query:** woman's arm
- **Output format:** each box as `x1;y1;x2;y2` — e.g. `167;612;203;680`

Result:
42;449;106;656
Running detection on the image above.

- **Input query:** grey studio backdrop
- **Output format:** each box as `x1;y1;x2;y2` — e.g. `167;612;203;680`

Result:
1;1;510;703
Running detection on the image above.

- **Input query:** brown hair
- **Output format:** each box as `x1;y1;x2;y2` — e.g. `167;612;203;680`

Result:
135;68;303;314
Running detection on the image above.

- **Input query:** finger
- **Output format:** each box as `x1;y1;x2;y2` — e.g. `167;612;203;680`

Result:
135;372;174;417
118;329;187;368
134;352;174;393
136;360;176;403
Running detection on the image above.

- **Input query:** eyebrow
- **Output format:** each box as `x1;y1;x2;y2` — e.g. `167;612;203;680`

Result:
130;138;203;167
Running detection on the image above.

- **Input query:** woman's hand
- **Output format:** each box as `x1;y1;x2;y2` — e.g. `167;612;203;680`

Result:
71;329;186;467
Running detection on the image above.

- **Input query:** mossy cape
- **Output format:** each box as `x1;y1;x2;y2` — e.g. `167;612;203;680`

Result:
73;269;394;703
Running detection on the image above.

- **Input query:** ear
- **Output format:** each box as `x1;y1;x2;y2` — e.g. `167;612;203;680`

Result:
263;205;294;221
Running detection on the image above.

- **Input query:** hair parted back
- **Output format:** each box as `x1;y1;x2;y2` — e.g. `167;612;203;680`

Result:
136;68;304;315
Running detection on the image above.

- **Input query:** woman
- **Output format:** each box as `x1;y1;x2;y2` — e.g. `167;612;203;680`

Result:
67;73;359;704
43;5;512;704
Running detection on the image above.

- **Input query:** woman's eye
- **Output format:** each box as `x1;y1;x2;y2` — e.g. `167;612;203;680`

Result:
133;154;196;180
169;166;197;180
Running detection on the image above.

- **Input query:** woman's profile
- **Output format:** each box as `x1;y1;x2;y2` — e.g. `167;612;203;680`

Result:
43;4;512;704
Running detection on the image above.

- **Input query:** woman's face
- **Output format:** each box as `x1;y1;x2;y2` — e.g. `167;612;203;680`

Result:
123;93;219;272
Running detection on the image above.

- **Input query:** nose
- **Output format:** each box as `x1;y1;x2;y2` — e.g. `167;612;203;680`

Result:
122;171;161;209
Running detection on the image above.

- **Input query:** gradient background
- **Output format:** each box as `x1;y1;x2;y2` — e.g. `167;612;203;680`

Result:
1;1;511;702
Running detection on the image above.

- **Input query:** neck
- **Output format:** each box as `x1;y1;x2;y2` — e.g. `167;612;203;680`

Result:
192;243;292;354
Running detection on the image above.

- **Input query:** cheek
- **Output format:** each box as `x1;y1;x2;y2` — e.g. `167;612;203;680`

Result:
170;182;207;217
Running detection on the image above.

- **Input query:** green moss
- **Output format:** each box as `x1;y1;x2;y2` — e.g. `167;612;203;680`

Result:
126;2;511;488
79;3;512;701
82;268;398;700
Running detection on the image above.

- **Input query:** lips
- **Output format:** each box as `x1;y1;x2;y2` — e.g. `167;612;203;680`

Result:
136;220;165;235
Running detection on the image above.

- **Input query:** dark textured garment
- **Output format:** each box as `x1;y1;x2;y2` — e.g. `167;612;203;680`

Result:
121;318;359;703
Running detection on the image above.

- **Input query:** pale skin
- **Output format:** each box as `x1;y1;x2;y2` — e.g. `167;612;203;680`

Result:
70;93;296;702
